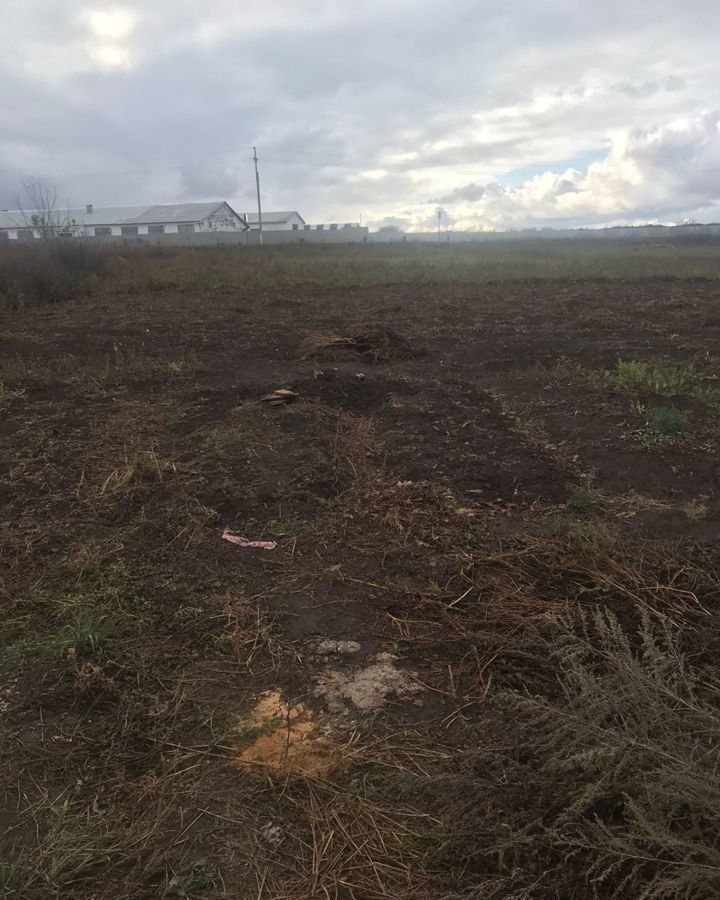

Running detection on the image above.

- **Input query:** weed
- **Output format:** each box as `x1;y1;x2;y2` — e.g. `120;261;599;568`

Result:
492;610;720;898
567;487;599;514
67;609;112;656
610;358;720;412
614;359;695;394
265;518;298;537
649;405;687;435
163;863;213;897
1;563;145;665
0;790;121;896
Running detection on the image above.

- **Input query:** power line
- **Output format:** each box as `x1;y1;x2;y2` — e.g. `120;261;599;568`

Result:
13;144;629;180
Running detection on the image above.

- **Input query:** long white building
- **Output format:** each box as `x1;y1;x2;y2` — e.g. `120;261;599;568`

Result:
0;201;247;240
242;211;306;231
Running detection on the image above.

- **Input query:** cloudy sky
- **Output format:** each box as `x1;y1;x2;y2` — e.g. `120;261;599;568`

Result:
2;0;720;231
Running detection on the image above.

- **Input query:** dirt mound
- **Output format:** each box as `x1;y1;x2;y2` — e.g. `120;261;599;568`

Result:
293;369;401;413
301;324;419;364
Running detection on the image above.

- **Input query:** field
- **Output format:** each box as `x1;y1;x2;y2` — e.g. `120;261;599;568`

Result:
2;237;720;899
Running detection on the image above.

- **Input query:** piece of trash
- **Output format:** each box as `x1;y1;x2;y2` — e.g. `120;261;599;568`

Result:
222;529;277;550
258;388;298;405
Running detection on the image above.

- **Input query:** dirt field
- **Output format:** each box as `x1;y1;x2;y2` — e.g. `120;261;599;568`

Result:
2;239;720;899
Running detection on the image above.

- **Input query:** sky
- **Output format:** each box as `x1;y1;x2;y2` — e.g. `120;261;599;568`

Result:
1;0;720;231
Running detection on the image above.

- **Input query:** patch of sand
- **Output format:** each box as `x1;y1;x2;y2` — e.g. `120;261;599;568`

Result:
235;690;337;777
315;652;421;713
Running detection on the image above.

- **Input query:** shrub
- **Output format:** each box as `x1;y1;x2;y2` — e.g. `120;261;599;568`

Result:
0;240;106;307
496;610;720;899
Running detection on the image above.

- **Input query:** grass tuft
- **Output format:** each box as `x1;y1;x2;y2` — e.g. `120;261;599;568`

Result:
648;405;687;435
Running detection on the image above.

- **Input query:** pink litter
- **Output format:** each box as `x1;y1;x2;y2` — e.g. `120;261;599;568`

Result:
222;529;277;551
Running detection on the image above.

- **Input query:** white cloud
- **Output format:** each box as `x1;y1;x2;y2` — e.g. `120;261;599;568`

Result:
416;113;720;230
85;7;137;39
88;43;133;69
1;0;720;226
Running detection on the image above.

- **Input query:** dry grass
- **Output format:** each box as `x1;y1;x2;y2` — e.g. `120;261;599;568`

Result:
4;241;720;899
0;347;199;389
0;240;108;308
86;447;176;499
272;781;440;900
301;324;420;364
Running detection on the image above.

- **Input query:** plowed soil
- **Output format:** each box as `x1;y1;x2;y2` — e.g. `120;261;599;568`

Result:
2;245;720;899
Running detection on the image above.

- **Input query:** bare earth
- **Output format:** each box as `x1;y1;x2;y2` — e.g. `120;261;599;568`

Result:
2;241;720;899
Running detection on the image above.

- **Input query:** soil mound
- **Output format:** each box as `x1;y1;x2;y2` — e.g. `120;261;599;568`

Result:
301;324;419;364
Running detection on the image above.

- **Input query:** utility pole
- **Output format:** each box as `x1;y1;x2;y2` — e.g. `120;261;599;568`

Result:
253;146;263;247
437;208;442;243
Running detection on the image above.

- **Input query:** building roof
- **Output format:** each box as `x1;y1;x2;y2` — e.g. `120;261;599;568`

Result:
243;211;305;225
0;201;247;229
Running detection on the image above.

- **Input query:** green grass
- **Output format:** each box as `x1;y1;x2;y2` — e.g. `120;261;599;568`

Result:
0;563;147;665
0;791;121;897
649;405;687;435
163;863;214;898
104;237;720;294
567;487;600;514
265;518;299;537
613;359;696;395
610;359;720;412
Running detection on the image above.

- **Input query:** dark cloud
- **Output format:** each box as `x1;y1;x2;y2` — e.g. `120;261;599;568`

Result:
430;183;488;204
612;76;687;98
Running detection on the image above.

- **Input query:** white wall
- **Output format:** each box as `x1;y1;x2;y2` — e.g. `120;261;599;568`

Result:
262;212;305;231
197;203;244;232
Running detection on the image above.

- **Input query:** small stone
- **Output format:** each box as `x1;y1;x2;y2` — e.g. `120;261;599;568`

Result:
260;822;283;846
316;639;362;656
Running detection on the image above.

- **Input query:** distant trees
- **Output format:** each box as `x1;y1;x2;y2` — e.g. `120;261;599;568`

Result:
16;178;80;238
